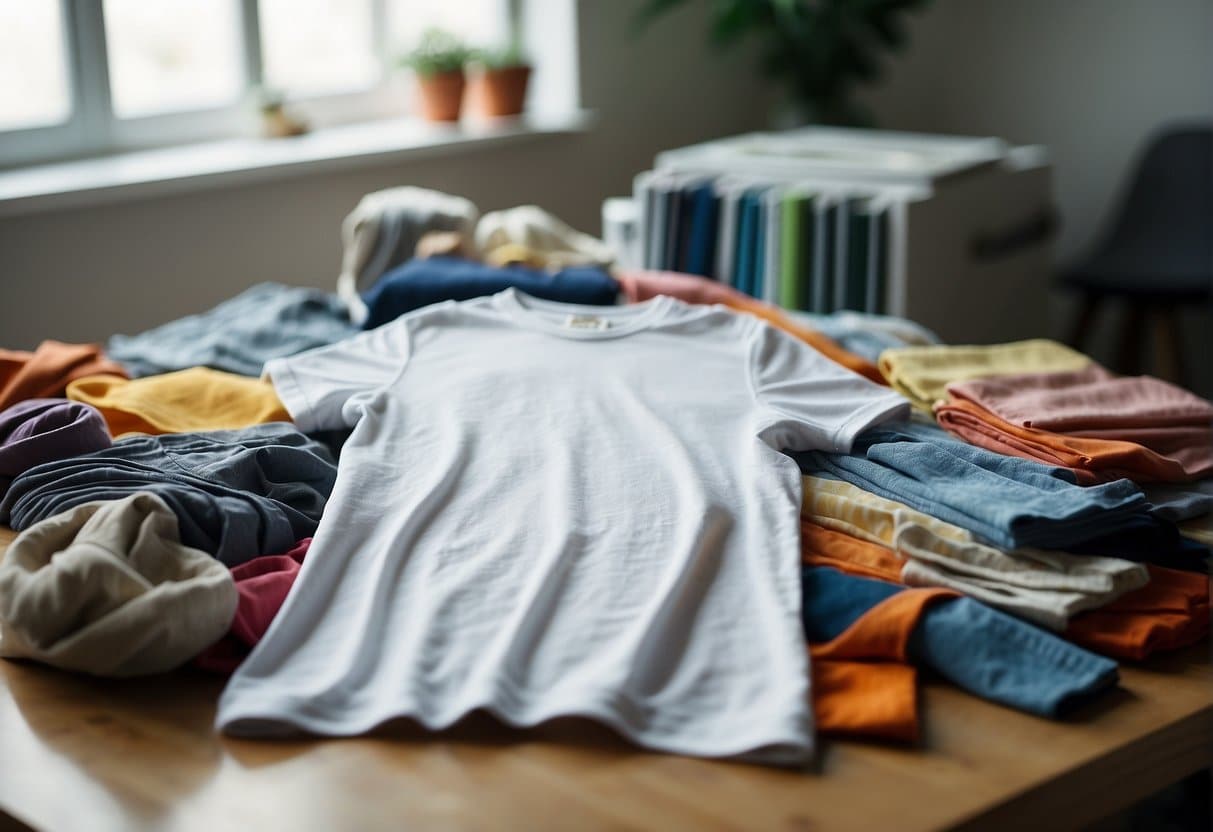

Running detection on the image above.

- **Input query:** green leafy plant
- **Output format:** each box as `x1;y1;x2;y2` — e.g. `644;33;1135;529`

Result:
398;28;474;77
474;42;530;70
635;0;932;126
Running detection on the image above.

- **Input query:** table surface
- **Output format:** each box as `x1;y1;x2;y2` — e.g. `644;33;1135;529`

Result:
0;526;1210;832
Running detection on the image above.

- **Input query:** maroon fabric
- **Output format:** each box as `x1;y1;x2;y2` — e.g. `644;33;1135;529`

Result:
194;538;310;674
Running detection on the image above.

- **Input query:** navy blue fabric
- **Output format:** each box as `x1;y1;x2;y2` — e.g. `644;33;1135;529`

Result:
0;423;336;567
108;282;357;378
360;257;620;330
801;566;1120;718
793;421;1154;551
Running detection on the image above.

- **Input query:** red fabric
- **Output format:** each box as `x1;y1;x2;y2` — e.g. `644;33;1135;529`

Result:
195;538;310;674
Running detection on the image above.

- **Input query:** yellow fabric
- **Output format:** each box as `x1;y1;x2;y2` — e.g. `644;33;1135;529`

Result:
802;475;973;549
67;367;290;437
877;339;1091;412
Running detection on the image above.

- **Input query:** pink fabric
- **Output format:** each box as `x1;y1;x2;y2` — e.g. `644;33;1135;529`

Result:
616;269;748;306
194;538;309;674
946;365;1213;433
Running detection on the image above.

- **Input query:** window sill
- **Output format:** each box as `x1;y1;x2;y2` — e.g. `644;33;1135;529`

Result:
0;110;594;218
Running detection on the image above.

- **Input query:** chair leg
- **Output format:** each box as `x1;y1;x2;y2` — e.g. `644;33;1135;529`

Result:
1151;305;1186;384
1066;293;1102;351
1117;303;1148;375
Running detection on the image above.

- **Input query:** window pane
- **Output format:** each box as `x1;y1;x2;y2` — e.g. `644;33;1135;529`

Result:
259;0;378;97
104;0;243;118
387;0;508;55
0;0;71;131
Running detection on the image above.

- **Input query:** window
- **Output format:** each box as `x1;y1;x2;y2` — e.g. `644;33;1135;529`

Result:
0;2;72;131
0;0;519;168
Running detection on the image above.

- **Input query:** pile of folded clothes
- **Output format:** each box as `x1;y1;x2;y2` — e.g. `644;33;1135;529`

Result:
0;186;1207;762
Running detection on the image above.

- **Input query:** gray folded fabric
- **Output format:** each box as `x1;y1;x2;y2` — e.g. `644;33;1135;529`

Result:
0;423;336;566
1143;480;1213;522
0;493;237;677
107;282;357;378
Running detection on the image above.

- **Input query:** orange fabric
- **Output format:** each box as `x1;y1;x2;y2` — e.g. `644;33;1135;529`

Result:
0;341;127;412
1066;565;1211;660
615;269;886;384
936;397;1211;484
811;585;958;742
800;519;906;582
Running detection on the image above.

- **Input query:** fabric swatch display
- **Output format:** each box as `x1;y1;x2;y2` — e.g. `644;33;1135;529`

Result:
217;290;909;765
0;492;237;677
801;474;1149;630
785;309;942;363
195;537;309;674
360;257;621;330
0;340;127;412
476;205;616;270
804;567;1120;723
337;187;480;325
877;339;1090;411
615;269;885;384
936;397;1213;484
0;399;112;497
794;421;1149;551
67;367;290;437
106;283;358;379
0;423;336;567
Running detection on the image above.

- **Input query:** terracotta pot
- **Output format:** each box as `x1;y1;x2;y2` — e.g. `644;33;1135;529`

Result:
469;65;532;118
416;70;466;122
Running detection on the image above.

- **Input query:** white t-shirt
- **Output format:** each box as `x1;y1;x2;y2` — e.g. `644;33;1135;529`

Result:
216;289;908;764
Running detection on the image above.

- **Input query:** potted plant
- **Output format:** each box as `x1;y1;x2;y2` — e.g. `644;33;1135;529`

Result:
254;85;308;138
468;43;533;119
398;28;473;122
634;0;932;126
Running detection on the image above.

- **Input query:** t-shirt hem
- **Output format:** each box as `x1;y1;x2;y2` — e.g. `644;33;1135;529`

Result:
215;689;813;766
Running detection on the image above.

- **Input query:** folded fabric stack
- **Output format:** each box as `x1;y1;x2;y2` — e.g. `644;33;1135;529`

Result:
0;190;1208;763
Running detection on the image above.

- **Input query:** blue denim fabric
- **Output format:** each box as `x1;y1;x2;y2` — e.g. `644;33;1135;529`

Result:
0;423;336;566
361;257;620;330
108;283;358;378
794;420;1148;551
801;566;1119;718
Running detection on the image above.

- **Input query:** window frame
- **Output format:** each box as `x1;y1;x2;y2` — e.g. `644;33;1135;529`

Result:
0;0;516;169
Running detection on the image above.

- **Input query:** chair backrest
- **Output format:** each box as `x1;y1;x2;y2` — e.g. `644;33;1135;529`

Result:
1096;124;1213;277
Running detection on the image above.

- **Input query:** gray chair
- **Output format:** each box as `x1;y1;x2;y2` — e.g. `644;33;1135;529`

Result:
1060;124;1212;383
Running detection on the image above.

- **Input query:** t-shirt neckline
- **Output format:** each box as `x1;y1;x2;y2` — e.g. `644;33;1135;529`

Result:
494;288;676;340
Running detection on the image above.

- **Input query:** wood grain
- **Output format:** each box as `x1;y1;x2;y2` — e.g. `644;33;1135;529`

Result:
0;525;1209;832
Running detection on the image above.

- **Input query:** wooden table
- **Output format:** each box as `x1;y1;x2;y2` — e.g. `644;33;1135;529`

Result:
1;527;1210;832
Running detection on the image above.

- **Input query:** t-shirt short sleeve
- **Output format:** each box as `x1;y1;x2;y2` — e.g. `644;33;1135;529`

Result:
748;318;909;453
263;319;410;432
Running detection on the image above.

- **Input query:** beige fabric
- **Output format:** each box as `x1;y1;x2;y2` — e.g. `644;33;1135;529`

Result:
0;493;237;677
475;205;615;271
802;475;1148;630
337;187;479;324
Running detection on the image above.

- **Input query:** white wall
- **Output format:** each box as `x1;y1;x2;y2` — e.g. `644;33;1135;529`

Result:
861;0;1213;265
0;1;770;349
